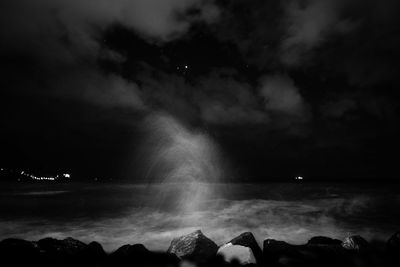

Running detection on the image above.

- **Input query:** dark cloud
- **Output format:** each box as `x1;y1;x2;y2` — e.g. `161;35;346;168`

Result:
279;0;359;66
0;0;220;111
259;74;306;117
1;0;400;180
210;0;284;71
0;0;220;42
320;98;357;119
195;70;268;125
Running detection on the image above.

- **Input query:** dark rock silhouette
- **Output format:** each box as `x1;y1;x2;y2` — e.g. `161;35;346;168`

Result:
0;237;107;267
386;231;400;265
39;237;107;267
263;239;302;267
167;230;218;263
228;232;263;264
86;241;107;257
263;238;357;267
307;236;342;246
0;238;39;254
1;231;400;267
109;243;179;267
38;237;87;255
263;239;300;258
112;243;149;257
0;238;40;266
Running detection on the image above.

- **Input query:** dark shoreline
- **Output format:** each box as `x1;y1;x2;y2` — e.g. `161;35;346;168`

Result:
1;230;399;267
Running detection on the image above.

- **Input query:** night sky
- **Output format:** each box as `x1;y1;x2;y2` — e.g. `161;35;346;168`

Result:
1;0;400;181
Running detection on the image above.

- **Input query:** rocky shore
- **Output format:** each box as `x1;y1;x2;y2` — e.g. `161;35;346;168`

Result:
1;230;399;267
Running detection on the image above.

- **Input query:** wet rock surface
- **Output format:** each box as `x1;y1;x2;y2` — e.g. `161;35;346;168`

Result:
167;230;218;263
0;231;399;267
228;232;263;264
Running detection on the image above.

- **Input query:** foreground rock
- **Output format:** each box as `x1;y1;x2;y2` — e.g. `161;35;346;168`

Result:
38;237;87;255
217;243;256;265
0;237;106;267
0;238;39;254
167;230;218;263
0;238;40;265
2;232;400;267
263;238;358;267
86;241;107;258
228;232;263;264
263;239;302;265
307;236;342;246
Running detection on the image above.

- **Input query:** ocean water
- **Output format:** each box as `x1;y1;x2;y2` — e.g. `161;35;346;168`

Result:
0;182;399;252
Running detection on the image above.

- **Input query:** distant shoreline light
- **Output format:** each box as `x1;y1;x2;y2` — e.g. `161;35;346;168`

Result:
0;168;72;181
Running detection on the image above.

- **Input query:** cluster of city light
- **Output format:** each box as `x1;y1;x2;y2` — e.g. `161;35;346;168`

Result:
19;171;71;181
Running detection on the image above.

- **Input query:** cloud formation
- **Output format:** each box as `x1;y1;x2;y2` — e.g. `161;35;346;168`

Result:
196;71;269;125
259;74;306;117
0;0;219;42
131;68;308;128
1;0;400;179
280;0;357;66
0;0;220;111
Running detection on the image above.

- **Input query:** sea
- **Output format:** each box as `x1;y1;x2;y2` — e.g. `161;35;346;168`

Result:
0;182;399;252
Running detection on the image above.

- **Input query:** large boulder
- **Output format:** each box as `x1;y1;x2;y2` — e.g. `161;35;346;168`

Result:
110;243;150;265
167;230;218;263
81;241;107;266
264;239;350;267
307;236;342;246
1;237;102;267
228;232;262;264
263;239;302;266
217;243;256;265
38;237;87;256
299;243;349;267
341;235;369;251
37;237;94;267
85;241;106;257
112;243;149;258
263;239;299;257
